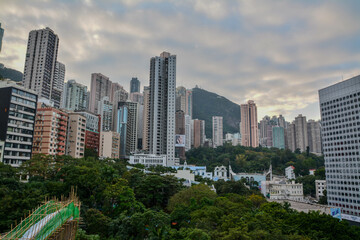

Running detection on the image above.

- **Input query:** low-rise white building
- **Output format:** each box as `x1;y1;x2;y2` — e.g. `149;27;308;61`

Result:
285;166;295;179
261;178;304;201
129;154;167;167
315;180;326;200
213;165;228;181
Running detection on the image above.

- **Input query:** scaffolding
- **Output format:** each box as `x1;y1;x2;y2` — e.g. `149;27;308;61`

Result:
1;191;80;240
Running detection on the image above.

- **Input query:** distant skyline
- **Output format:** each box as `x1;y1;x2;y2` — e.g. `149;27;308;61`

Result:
1;0;360;121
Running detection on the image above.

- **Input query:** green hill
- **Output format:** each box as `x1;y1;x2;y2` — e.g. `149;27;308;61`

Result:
192;87;240;137
0;63;23;82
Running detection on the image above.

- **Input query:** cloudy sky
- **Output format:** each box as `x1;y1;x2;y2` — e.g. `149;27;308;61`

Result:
1;0;360;121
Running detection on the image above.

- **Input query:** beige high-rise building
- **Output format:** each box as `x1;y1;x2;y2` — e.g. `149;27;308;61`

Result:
99;131;120;159
89;73;112;114
66;113;86;158
176;86;192;118
212;116;223;148
32;103;68;156
240;100;259;147
294;114;308;152
193;119;202;148
142;86;150;151
285;123;296;151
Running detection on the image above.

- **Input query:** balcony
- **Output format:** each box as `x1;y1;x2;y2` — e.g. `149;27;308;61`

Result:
58;141;65;146
59;120;67;126
59;126;67;131
58;131;66;136
58;136;65;141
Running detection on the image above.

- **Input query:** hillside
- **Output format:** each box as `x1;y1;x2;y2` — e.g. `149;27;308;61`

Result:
0;63;23;82
192;87;240;137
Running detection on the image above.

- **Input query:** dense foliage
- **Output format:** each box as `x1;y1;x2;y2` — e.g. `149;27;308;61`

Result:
186;144;324;176
1;152;358;239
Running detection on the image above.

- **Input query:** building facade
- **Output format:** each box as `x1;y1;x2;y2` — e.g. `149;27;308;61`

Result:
142;86;150;151
307;120;322;154
32;102;68;156
89;73;112;114
63;80;88;111
130;77;140;93
147;52;176;166
294;114;308;152
212;116;223;148
0;23;3;53
319;75;360;220
66;113;86;158
240;100;259;147
0;81;38;167
315;180;327;200
99;131;120;159
22;27;63;108
272;126;285;149
98;96;113;131
77;111;101;155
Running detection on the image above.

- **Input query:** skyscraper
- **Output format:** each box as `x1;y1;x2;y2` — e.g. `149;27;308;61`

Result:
63;80;88;111
89;73;112;114
212;116;223;148
294;114;308;152
319;75;360;221
23;27;63;108
307;120;322;154
272;126;285;149
98;96;113;131
185;115;192;151
142;86;150;151
175;110;185;160
65;113;86;158
147;52;176;165
52;61;65;108
176;86;192;118
130;77;140;93
0;23;4;53
240;100;259;147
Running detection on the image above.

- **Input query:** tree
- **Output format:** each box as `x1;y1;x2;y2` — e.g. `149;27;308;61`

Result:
84;209;111;238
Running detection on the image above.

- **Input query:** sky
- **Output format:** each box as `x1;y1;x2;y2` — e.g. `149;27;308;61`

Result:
1;0;360;122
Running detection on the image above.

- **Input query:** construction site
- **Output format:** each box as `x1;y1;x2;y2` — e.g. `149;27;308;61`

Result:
0;191;80;240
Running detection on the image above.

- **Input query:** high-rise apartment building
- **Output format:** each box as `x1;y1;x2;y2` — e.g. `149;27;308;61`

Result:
186;90;193;119
307;120;322;154
212;116;223;148
115;101;139;157
0;23;4;53
130;92;144;104
294;114;308;152
130;77;140;93
98;96;113;131
319;75;360;221
147;52;176;165
185;115;192;151
142;86;150;151
176;86;193;118
286;123;296;151
99;131;120;159
0;81;38;167
240;100;259;147
192;119;205;148
63;80;87;111
65;113;86;158
272;126;285;149
89;73;112;114
32;102;68;156
77;111;101;155
23;27;64;108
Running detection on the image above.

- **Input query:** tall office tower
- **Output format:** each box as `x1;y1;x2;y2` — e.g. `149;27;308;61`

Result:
98;96;113;131
185;115;192;151
272;126;285;149
99;131;120;159
63;80;87;111
285;123;296;151
319;75;360;220
147;52;176;165
130;77;140;93
142;86;150;151
175;110;185;160
240;100;259;147
23;27;63;107
52;61;65;108
65;113;86;158
307;120;322;154
294;114;308;152
0;23;4;53
77;111;101;155
115;101;139;157
278;115;286;128
212;116;223;148
32;101;68;156
0;81;37;167
89;73;112;114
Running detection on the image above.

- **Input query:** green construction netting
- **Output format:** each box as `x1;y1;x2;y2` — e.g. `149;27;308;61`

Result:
2;200;79;240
